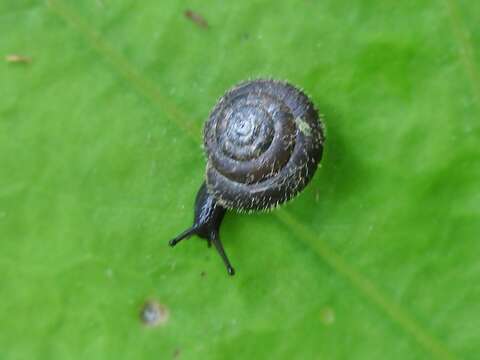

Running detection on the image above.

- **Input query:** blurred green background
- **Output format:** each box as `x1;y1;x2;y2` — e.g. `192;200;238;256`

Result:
1;0;479;359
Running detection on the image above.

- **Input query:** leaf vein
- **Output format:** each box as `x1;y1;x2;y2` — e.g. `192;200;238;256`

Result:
47;0;198;140
445;0;480;105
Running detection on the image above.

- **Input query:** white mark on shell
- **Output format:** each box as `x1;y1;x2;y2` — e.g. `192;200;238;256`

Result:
295;117;312;136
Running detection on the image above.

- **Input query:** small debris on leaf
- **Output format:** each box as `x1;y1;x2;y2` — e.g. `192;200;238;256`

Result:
5;54;31;64
140;300;169;327
184;9;209;29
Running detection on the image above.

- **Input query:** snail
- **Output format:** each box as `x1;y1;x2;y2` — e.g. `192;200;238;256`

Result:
169;79;325;275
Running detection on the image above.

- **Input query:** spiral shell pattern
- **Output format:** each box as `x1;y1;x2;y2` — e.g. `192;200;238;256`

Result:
204;79;324;212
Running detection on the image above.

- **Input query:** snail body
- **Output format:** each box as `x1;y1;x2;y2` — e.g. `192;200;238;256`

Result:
169;79;325;275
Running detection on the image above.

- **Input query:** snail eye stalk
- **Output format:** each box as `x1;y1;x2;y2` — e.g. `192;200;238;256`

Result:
209;230;235;276
168;227;198;247
169;183;235;276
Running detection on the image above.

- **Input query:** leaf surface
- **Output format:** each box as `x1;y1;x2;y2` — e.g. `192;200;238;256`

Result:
1;0;479;359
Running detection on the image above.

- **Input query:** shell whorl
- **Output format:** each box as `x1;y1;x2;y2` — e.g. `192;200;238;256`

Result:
204;79;324;212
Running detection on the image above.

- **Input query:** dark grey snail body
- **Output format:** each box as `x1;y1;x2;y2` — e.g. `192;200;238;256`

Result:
169;79;325;275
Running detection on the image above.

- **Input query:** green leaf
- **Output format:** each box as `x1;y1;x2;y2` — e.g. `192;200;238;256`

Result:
1;0;479;359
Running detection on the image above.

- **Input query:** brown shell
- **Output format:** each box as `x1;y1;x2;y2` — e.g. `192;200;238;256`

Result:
203;79;324;212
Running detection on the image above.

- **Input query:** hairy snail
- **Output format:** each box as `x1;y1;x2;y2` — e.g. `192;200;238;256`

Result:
169;79;325;275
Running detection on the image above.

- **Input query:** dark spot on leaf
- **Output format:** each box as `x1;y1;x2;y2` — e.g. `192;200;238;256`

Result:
184;9;209;29
140;300;169;327
241;33;251;41
173;348;181;358
200;271;206;277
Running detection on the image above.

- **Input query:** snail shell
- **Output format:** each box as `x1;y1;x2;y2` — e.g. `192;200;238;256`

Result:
204;79;325;212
